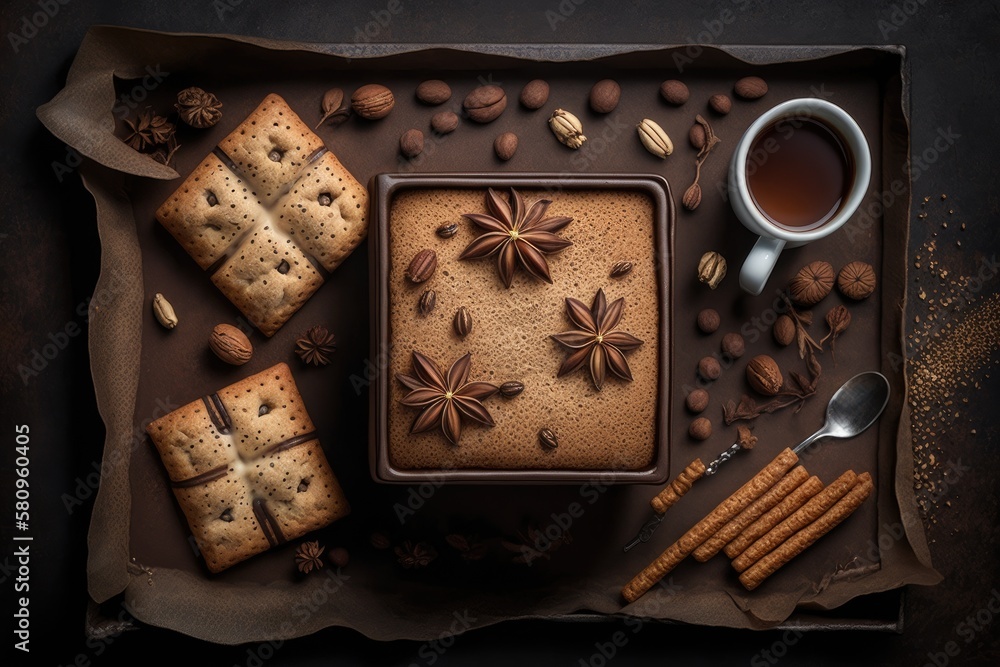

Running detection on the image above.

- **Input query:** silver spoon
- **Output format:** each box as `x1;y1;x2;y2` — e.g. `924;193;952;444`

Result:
623;371;890;552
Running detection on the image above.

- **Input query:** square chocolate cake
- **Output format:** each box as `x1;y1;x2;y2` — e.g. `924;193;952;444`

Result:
155;93;368;336
372;175;672;483
146;363;350;572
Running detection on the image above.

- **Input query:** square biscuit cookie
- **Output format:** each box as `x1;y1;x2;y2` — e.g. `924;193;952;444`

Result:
218;93;324;205
154;153;264;270
273;150;370;272
146;363;350;573
210;224;323;337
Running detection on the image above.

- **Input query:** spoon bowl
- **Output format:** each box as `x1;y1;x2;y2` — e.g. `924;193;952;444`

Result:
793;371;890;454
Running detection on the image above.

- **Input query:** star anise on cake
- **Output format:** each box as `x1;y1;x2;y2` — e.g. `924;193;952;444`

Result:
551;288;644;391
459;187;573;288
396;351;499;445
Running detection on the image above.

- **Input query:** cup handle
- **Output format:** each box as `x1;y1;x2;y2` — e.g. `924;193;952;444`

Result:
739;237;786;296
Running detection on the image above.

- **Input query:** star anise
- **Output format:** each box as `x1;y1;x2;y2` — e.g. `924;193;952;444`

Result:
295;540;325;574
123;109;175;151
459;187;573;288
175;86;223;128
295;325;336;366
396;351;499;445
550;288;643;391
395;540;438;569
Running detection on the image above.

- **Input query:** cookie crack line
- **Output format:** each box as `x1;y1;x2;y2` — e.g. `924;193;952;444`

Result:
202;145;333;281
169;430;318;488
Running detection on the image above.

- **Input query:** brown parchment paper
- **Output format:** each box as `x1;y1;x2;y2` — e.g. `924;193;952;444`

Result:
38;27;940;643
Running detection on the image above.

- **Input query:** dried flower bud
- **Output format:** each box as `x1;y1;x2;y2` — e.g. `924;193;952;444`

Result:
820;305;851;351
697;251;727;289
176;87;223;128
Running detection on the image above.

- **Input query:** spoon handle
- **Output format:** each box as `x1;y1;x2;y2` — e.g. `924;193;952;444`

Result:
704;442;743;476
792;428;830;456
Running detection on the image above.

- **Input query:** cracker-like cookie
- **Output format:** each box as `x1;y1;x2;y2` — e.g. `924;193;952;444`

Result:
210;224;324;337
155;153;264;269
273;151;370;272
146;363;350;573
218;93;325;205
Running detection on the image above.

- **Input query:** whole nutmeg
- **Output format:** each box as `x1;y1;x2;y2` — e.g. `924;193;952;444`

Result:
790;260;835;306
696;308;720;334
209;323;253;365
734;76;768;100
494;132;518;161
746;355;783;396
689;123;707;149
399;129;424;158
415;79;451;105
686;388;710;413
431;110;459;134
175;87;222;128
405;249;437;283
660;79;690;106
837;261;877;300
351;84;394;120
773;314;796;346
721;332;745;359
689;417;712;441
589;79;621;113
463;85;507;123
698;356;722;381
697;251;727;289
520;79;550;109
709;94;732;115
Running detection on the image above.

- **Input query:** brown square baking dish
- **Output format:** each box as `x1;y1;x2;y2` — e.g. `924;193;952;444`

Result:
369;173;674;483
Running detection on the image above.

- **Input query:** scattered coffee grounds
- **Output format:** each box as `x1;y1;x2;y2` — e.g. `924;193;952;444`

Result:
907;195;998;531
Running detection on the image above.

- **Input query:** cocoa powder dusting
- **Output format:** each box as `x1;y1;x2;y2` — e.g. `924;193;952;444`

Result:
907;195;999;530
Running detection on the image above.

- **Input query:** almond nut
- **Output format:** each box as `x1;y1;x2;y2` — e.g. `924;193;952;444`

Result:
405;249;437;283
463;85;507;123
209;323;253;365
773;315;796;346
351;84;394;120
709;94;732;115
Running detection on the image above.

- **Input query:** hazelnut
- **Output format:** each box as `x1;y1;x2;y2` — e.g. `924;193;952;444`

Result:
328;547;350;568
520;79;550;109
689;123;707;149
773;315;796;346
721;332;745;359
697;308;720;334
431;110;459;134
686;388;710;413
689;417;712;441
746;355;783;396
415;79;451;105
399;129;424;158
698;356;722;381
660;79;689;106
734;76;768;100
589;79;621;113
494;132;518;161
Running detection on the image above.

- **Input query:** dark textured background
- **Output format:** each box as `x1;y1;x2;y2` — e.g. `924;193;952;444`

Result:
2;0;998;665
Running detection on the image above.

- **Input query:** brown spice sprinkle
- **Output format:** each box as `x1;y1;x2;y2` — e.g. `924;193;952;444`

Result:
908;195;997;531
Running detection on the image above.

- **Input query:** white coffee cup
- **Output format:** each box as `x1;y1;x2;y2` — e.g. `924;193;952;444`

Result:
730;98;872;295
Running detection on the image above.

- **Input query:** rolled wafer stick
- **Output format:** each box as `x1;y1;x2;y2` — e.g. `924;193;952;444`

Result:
692;465;810;562
731;470;858;573
622;448;798;603
650;459;706;514
739;472;874;591
724;475;824;559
